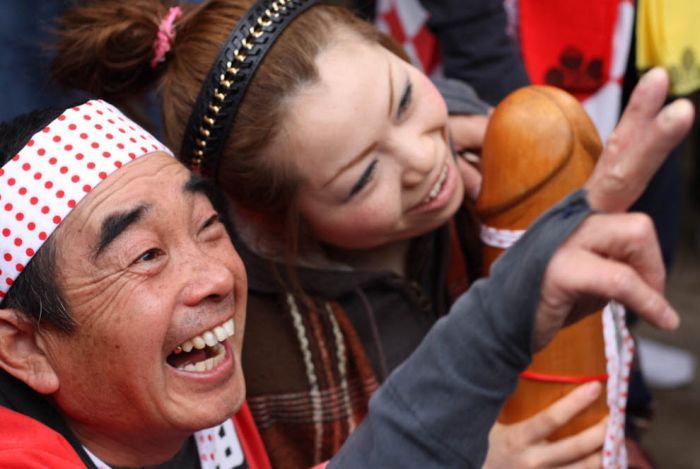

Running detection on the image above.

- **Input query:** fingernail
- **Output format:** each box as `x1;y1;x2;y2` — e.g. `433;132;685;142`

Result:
460;151;481;165
640;67;667;88
470;181;482;201
660;99;693;129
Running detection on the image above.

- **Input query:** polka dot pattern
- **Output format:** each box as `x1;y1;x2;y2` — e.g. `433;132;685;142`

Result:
0;100;172;296
602;303;634;468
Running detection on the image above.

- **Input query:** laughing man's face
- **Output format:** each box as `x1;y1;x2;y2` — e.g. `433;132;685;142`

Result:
40;153;247;465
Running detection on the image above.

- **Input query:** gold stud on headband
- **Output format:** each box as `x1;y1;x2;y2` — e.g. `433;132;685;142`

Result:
181;0;318;176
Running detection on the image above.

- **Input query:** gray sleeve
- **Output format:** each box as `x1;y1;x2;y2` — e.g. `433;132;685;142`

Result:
432;76;491;116
330;190;592;468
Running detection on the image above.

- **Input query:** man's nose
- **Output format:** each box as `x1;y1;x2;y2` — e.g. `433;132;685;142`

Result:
180;246;235;307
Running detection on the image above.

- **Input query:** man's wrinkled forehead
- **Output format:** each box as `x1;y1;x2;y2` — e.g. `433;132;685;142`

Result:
66;160;217;261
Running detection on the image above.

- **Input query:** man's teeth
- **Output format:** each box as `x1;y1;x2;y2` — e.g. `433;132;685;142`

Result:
181;343;226;372
423;164;448;204
177;318;235;355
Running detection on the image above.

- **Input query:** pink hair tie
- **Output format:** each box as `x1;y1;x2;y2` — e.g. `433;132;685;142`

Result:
150;6;182;69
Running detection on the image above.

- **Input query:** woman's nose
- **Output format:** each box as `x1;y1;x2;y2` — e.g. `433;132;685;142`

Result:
397;132;437;187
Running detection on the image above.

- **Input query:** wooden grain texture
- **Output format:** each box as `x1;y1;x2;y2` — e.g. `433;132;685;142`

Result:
476;85;607;439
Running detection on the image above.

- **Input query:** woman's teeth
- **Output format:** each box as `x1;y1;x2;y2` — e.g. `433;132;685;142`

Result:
423;164;448;204
178;318;235;354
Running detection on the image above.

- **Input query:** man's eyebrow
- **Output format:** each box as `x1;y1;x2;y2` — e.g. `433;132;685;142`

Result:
184;173;213;195
94;205;150;259
321;58;393;189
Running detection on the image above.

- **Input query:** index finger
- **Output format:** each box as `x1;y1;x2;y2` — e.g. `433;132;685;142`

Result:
448;114;489;152
585;68;694;212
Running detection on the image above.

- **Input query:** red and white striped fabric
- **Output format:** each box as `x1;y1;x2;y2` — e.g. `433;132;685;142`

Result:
0;100;172;298
375;0;441;76
582;0;635;143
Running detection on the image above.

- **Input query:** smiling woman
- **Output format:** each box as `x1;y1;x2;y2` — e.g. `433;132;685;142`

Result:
290;34;465;252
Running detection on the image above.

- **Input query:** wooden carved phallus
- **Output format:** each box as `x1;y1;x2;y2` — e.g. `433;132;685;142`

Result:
475;85;607;440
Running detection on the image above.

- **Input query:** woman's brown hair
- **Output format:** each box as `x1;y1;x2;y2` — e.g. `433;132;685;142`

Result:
51;0;399;222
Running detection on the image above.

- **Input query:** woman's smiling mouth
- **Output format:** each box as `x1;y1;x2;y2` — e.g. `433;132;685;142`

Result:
409;158;457;215
422;163;448;205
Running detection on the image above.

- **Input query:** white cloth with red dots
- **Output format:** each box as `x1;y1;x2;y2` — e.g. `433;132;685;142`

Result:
602;301;634;468
481;223;631;469
0;100;172;298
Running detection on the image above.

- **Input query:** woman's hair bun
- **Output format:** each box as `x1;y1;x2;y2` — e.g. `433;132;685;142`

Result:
51;0;183;99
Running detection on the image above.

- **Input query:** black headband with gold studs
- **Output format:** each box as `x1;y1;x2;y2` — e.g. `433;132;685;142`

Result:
181;0;318;176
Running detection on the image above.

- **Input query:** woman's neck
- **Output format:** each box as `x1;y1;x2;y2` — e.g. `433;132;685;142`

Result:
230;204;411;276
321;239;411;277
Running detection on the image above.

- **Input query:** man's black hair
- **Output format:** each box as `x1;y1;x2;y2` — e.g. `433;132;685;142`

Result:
0;107;76;333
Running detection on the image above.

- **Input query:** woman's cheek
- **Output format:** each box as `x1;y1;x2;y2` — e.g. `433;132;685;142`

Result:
417;71;449;118
314;205;397;248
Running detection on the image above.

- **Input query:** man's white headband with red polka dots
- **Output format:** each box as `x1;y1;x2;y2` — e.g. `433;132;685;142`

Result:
0;100;172;298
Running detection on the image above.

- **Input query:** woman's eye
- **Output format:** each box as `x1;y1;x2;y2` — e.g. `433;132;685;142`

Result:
397;81;413;120
347;159;378;200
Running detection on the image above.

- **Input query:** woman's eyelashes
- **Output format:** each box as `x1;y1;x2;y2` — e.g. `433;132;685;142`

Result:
343;78;411;201
397;81;413;120
347;159;379;200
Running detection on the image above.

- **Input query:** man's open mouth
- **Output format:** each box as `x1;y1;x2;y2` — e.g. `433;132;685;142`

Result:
166;318;235;372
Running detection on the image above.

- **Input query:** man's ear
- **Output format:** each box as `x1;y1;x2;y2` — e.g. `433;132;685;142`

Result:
0;308;59;395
